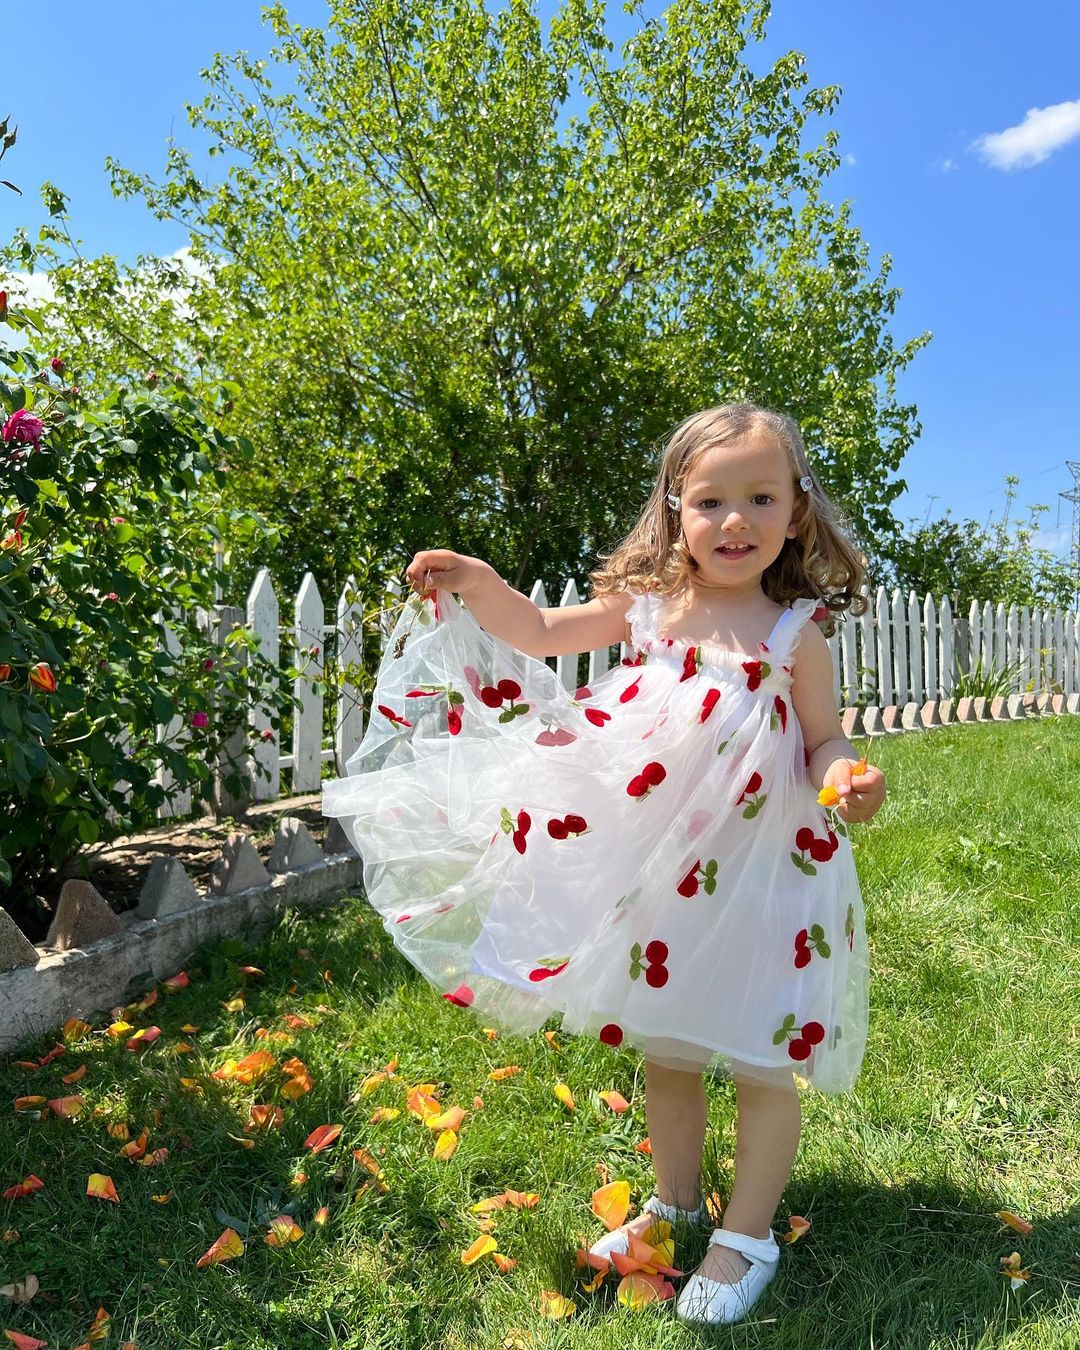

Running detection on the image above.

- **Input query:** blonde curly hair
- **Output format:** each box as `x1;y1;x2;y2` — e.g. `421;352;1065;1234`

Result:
587;402;869;635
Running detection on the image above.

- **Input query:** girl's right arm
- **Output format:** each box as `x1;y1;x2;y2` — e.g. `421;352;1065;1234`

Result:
404;550;632;659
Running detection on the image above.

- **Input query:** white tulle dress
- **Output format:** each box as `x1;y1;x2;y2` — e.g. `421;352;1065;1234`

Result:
322;584;869;1093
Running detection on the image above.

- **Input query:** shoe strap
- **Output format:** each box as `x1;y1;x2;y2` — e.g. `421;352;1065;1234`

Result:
707;1226;780;1267
643;1193;705;1222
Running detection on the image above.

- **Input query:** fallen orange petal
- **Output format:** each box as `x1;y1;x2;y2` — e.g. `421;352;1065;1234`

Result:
487;1065;521;1081
539;1289;575;1319
598;1090;630;1113
781;1214;811;1243
48;1095;84;1118
995;1210;1034;1237
4;1330;49;1349
62;1064;87;1084
162;971;190;992
125;1027;161;1052
304;1124;342;1153
433;1128;458;1160
87;1174;119;1203
554;1082;575;1111
196;1227;244;1268
62;1018;92;1041
266;1216;304;1246
13;1097;47;1113
461;1233;497;1265
635;1138;652;1154
492;1252;517;1272
368;1106;400;1124
592;1180;631;1231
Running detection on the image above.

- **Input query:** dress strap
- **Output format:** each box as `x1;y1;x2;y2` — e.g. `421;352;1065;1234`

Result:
765;598;821;667
625;586;664;652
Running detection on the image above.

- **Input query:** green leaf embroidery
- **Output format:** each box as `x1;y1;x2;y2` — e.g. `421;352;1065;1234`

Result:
818;940;832;958
703;877;716;895
809;923;824;941
772;1028;787;1046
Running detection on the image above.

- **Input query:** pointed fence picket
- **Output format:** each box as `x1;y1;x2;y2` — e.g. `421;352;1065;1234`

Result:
148;575;1080;818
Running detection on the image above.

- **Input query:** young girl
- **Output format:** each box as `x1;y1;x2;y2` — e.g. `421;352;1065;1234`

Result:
322;402;886;1325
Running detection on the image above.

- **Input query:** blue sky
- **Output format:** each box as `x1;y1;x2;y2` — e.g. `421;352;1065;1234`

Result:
2;1;1078;559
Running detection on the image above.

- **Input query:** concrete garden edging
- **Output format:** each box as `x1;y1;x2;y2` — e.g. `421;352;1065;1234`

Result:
0;819;363;1056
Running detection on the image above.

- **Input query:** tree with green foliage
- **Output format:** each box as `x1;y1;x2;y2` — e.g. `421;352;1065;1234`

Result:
881;477;1075;609
5;0;929;607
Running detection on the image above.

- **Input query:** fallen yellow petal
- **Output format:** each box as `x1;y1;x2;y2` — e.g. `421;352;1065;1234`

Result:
461;1233;497;1265
87;1174;119;1203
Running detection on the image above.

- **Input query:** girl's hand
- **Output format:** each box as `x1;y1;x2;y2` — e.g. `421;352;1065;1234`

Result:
404;549;489;600
823;758;886;824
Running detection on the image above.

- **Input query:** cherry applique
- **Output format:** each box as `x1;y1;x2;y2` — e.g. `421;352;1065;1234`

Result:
738;771;767;819
771;695;787;733
629;939;669;987
772;1014;825;1060
547;813;589;839
791;825;839;875
377;704;413;729
627;760;666;798
741;658;772;691
499;807;532;853
599;1023;624;1047
679;646;701;682
480;677;529;723
443;984;475;1007
621;654;644;668
529;957;570;982
585;707;612;727
620;674;644;703
535;726;577;745
793;924;831;968
677;858;717;897
700;686;721;722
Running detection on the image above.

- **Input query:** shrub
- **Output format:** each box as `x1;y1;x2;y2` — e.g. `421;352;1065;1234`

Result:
0;290;291;935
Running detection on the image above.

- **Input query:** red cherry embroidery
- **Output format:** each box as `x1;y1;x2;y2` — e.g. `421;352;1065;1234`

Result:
676;859;717;897
741;658;771;691
700;686;721;722
443;983;474;1007
773;1015;826;1059
620;675;643;703
599;1023;624;1046
584;707;612;727
535;727;577;745
621;654;644;667
377;704;413;728
629;939;669;986
405;688;441;698
626;760;666;798
772;695;787;733
547;813;589;839
575;686;592;699
794;924;831;968
447;707;462;735
529;958;569;982
679;646;701;681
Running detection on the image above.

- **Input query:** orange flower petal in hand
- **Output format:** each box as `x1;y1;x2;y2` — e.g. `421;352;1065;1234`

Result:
780;1214;811;1243
87;1173;119;1203
196;1227;245;1268
539;1289;575;1319
598;1090;630;1113
592;1180;631;1231
304;1124;342;1153
817;785;841;807
461;1233;497;1265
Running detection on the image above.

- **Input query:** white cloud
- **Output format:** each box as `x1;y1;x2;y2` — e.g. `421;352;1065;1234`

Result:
940;157;958;173
970;98;1080;170
5;270;56;306
844;153;857;167
1030;527;1073;555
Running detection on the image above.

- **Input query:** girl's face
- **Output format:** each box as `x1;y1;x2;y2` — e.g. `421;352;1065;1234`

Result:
677;435;802;596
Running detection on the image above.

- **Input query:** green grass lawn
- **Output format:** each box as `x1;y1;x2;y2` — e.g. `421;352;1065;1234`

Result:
2;718;1079;1349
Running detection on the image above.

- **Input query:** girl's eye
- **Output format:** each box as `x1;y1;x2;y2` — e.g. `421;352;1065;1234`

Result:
698;496;773;508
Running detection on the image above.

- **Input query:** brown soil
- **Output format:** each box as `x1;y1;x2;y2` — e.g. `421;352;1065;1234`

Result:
26;795;334;944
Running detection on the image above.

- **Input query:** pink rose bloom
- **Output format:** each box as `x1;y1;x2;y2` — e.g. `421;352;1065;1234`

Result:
191;711;210;729
2;409;45;449
104;592;119;602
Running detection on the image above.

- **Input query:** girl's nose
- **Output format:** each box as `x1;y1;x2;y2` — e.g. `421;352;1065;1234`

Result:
721;509;749;530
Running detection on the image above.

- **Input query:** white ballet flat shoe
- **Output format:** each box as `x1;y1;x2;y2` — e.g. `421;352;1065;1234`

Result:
587;1192;706;1262
675;1225;780;1325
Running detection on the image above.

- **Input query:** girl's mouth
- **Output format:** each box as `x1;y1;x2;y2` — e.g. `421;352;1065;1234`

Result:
715;543;756;559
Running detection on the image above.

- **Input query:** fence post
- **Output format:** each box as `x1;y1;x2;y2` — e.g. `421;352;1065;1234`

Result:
891;589;907;704
859;597;876;704
212;605;249;818
292;573;324;792
906;590;923;704
335;575;365;772
246;568;280;802
838;608;856;705
923;594;938;700
939;594;954;697
876;586;893;707
1006;603;1019;693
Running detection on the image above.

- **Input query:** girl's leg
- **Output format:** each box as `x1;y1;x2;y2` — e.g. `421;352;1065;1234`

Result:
693;1074;801;1285
645;1057;708;1209
591;1057;707;1249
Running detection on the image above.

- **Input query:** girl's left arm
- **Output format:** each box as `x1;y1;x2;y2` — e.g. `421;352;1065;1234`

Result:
789;621;887;824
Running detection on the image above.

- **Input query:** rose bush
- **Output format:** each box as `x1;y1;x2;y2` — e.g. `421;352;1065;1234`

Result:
1;290;293;937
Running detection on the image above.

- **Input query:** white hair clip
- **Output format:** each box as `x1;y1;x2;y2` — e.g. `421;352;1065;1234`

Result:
799;474;813;492
666;492;681;510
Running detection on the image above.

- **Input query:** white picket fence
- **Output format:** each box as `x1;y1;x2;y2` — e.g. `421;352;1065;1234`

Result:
155;572;1080;818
